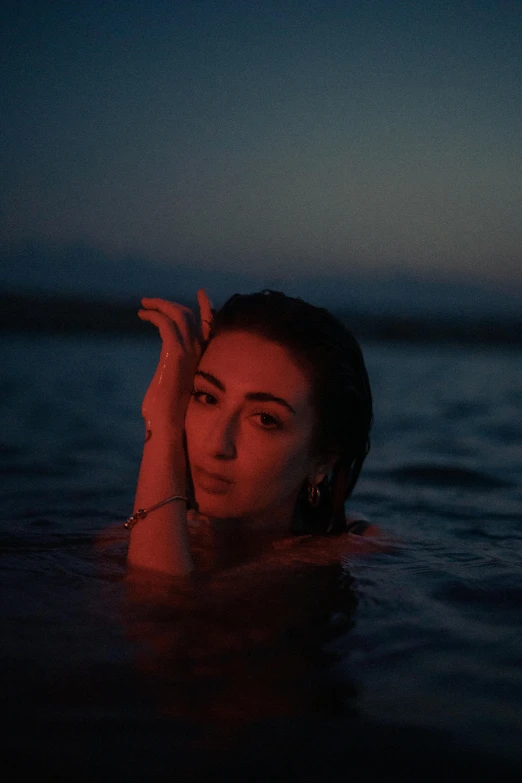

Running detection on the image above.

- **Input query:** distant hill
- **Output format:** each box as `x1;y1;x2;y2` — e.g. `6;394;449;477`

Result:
1;291;520;346
2;243;522;322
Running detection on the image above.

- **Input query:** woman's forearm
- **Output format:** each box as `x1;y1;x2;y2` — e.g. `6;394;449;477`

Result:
127;433;194;576
126;291;213;577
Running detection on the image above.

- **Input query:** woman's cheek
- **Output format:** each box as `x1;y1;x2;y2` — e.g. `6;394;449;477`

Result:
244;436;303;486
185;402;210;447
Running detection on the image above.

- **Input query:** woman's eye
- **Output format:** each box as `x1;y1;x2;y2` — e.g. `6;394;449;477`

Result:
191;390;217;405
255;412;282;430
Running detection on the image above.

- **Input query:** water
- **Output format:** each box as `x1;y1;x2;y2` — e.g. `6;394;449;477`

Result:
2;333;522;780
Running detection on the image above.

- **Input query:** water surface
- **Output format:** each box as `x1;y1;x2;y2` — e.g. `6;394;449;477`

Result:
2;334;521;780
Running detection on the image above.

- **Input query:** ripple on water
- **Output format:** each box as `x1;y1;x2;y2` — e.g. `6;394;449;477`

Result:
2;337;522;774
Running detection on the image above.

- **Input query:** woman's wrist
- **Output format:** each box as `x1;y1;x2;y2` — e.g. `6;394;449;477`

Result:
142;424;186;450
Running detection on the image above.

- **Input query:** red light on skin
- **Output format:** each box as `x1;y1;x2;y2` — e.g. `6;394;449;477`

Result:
193;466;234;494
185;331;326;529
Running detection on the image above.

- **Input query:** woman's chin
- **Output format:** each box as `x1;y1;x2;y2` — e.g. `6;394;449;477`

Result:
193;490;236;519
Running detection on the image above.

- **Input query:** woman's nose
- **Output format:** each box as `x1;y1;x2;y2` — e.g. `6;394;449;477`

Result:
208;412;237;459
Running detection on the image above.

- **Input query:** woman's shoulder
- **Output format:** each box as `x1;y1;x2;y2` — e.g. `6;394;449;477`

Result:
186;509;385;571
270;517;386;567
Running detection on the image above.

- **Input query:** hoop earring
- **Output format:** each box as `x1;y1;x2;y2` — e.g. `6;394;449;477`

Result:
308;481;321;507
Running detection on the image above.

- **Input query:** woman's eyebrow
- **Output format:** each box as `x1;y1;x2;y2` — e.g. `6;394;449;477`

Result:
194;370;296;414
195;370;224;391
245;391;296;415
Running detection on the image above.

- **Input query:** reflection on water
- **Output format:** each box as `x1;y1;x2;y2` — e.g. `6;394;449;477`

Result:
2;335;522;779
123;540;359;729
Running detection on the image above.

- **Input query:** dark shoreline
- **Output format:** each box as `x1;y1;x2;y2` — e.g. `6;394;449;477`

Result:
1;291;521;347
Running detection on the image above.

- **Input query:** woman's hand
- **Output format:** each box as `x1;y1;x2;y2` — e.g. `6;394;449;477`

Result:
138;289;213;439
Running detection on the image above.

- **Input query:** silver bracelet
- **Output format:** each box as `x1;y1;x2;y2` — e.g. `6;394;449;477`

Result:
125;494;189;530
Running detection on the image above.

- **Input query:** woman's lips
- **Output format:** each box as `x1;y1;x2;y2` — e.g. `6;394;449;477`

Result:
193;466;233;493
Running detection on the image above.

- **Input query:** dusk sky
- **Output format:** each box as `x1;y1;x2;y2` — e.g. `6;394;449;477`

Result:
2;0;521;308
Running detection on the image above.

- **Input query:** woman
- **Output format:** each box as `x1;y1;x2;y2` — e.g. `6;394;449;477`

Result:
127;289;377;577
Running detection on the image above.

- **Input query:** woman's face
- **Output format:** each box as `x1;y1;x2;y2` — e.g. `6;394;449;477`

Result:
185;330;323;528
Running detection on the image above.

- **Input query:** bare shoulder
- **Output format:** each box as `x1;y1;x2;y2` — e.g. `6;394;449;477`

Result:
186;509;386;573
269;524;387;568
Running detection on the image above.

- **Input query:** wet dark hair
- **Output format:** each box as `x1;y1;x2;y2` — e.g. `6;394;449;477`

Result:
207;290;373;535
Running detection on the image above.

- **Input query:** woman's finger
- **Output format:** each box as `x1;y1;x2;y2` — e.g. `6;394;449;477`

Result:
138;308;183;347
197;289;214;341
141;297;192;318
141;298;196;347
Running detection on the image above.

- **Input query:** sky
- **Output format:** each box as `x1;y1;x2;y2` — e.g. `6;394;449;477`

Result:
1;0;521;311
